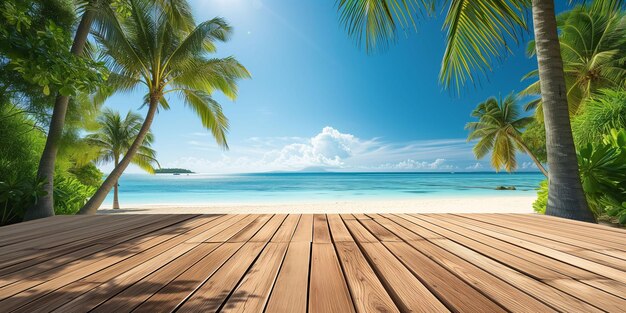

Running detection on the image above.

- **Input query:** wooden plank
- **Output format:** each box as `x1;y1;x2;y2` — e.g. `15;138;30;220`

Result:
327;214;353;242
385;214;443;239
0;216;103;247
0;216;207;308
474;214;626;251
209;215;260;242
265;242;311;313
0;215;161;265
397;239;558;312
520;213;626;235
374;216;428;241
271;214;300;242
291;214;313;242
227;215;273;242
430;237;603;312
309;243;355;313
543;278;625;312
352;214;371;220
133;242;245;312
176;242;266;312
24;243;221;313
380;241;505;312
343;219;378;243
365;213;384;219
313;214;331;243
501;214;625;245
0;215;198;283
184;214;244;243
19;216;226;312
250;214;287;242
359;242;450;312
581;279;626;299
340;214;356;220
89;243;221;313
334;241;399;313
221;242;289;312
410;215;596;280
416;215;623;312
447;215;626;269
359;219;402;242
448;215;626;283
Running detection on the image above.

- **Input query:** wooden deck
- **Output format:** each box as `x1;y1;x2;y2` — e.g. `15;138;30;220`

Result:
0;214;624;312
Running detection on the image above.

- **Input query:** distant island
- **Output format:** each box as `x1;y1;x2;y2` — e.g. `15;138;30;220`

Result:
155;168;194;174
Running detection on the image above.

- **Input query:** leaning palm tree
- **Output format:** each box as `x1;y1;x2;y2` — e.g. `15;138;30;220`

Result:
87;109;159;209
336;0;598;221
25;0;195;220
466;94;548;177
521;1;626;116
77;0;250;214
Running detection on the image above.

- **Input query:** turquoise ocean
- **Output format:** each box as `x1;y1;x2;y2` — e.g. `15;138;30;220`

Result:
103;172;545;205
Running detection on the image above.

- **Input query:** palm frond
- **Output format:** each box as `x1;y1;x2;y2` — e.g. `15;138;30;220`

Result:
179;89;229;149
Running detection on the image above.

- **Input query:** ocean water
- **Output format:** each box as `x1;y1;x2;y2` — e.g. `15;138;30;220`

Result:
103;172;545;205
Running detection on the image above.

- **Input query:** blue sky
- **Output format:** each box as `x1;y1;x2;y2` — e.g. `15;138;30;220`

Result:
103;0;565;174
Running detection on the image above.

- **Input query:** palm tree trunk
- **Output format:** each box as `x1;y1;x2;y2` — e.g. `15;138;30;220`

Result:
113;156;120;210
515;139;549;177
79;98;159;214
531;0;594;222
23;9;96;221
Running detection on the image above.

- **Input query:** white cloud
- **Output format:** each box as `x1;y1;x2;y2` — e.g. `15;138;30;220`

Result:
466;162;483;170
379;158;456;170
158;126;479;173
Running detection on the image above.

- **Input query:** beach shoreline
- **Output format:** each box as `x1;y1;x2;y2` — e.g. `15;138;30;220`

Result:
97;195;536;214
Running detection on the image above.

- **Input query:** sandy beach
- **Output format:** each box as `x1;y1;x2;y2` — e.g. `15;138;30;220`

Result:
97;195;536;215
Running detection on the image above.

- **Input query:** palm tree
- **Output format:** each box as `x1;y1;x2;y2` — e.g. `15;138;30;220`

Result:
87;109;158;209
466;94;548;177
522;1;626;116
336;0;596;222
24;0;195;220
77;0;250;214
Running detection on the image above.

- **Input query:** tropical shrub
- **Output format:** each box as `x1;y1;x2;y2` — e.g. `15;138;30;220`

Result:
534;129;626;221
572;89;626;145
53;175;97;215
0;104;102;224
532;180;548;214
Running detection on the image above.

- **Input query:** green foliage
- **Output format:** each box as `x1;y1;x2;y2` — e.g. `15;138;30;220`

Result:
87;108;159;173
533;180;548;214
522;1;626;115
606;202;626;224
0;175;46;225
68;163;104;188
0;104;102;224
53;175;97;215
0;104;46;224
573;89;626;145
521;119;547;163
335;0;531;91
0;0;108;100
534;129;626;219
466;93;545;175
93;0;250;148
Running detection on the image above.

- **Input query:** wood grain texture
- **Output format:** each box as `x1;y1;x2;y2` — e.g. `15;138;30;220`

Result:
0;214;623;312
265;242;311;313
309;243;355;313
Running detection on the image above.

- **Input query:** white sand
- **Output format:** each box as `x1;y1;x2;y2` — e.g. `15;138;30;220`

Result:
97;195;536;214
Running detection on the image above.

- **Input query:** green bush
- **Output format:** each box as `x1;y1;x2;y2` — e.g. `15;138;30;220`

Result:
53;175;97;215
534;129;626;223
533;180;548;214
0;105;102;224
